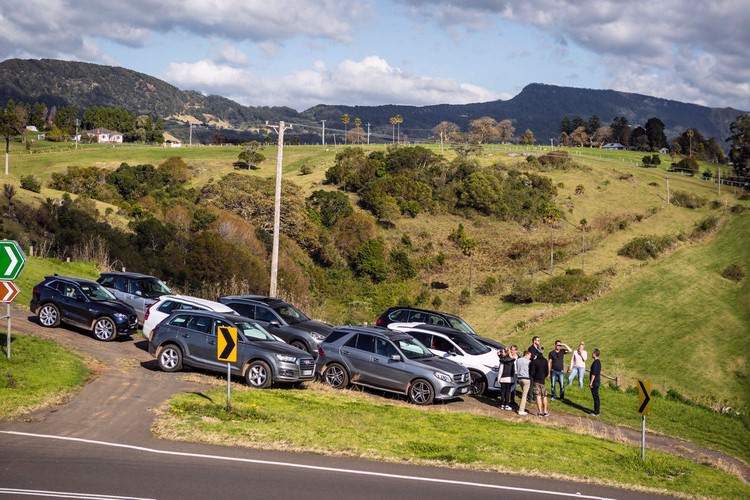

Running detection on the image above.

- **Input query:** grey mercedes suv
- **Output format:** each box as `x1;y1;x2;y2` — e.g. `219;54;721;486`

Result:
316;326;471;405
149;310;315;388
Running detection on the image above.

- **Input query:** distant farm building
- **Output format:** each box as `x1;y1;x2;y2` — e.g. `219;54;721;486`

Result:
163;132;182;148
601;142;625;150
86;128;123;144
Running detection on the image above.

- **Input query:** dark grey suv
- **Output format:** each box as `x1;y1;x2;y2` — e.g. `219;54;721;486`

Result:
148;310;315;388
218;295;332;356
316;326;471;405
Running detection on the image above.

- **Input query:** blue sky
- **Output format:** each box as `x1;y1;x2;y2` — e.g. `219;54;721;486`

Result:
1;0;748;112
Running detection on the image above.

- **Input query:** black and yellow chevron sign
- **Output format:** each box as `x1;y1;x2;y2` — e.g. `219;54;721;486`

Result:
217;326;238;362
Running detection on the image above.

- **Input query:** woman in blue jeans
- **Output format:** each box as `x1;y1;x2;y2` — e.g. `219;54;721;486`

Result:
568;342;587;388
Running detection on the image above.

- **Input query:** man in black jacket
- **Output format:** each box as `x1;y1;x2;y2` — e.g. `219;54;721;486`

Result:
529;349;549;417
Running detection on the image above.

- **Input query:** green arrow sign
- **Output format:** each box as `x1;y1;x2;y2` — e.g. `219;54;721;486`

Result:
0;240;26;281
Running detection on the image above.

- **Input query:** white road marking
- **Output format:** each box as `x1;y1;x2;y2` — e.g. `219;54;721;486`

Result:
0;488;154;499
1;431;616;499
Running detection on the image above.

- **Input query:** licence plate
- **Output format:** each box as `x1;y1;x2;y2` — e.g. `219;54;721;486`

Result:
302;370;312;376
459;386;469;394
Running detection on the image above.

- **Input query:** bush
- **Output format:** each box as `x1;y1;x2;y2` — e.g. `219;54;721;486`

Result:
691;215;719;237
618;235;676;260
389;249;417;280
476;276;498;295
20;175;41;193
504;279;535;304
431;295;442;309
299;164;314;175
534;271;601;303
721;264;745;283
458;288;472;305
670;190;707;208
353;238;388;282
730;204;745;214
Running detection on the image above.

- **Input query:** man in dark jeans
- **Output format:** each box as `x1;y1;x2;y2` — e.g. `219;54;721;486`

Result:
548;340;571;401
589;349;601;416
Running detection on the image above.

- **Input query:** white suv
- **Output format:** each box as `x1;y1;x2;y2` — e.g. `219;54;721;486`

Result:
142;295;237;341
387;322;499;395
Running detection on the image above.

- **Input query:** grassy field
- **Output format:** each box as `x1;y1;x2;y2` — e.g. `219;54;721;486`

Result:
153;384;750;499
0;333;90;418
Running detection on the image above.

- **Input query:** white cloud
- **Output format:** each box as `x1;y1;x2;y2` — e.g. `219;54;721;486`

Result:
217;46;249;66
162;56;505;110
400;0;750;109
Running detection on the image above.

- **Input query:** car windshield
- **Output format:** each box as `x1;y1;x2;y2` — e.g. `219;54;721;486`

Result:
446;316;478;336
395;336;433;360
80;283;116;302
449;333;491;355
237;321;275;341
137;278;171;298
272;303;309;325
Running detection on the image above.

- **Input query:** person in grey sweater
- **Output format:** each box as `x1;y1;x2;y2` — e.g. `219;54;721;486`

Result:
515;350;532;415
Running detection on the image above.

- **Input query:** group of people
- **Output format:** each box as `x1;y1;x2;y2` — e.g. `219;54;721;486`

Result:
494;336;601;417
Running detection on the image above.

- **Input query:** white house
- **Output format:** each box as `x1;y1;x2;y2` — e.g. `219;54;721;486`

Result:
86;127;123;144
601;142;625;150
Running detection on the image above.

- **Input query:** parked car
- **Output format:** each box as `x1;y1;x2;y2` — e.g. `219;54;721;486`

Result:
30;275;138;341
316;326;471;405
218;295;332;356
375;306;504;350
142;295;237;341
148;310;315;387
387;322;499;395
97;271;172;324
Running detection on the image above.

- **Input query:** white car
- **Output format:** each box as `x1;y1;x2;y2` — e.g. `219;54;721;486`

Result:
142;295;238;341
387;322;500;395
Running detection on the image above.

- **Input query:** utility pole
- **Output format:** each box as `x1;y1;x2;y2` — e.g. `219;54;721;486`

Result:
321;120;326;146
366;122;370;145
267;120;292;297
75;119;80;150
550;138;554;149
666;178;670;206
189;122;192;147
718;166;721;198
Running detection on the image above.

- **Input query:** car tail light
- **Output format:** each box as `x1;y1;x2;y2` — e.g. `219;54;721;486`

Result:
317;346;325;358
144;302;155;321
375;318;384;326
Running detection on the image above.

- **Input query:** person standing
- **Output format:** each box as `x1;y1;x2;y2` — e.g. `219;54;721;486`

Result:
529;346;549;417
515;350;532;415
527;336;543;403
589;349;601;416
509;344;519;408
497;347;516;411
548;340;571;401
568;342;588;388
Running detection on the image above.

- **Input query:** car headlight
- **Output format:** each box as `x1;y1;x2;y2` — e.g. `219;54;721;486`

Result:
433;371;451;383
276;354;297;363
310;332;325;343
113;313;128;322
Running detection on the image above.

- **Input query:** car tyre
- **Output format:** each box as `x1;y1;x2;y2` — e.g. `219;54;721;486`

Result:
408;378;435;405
469;370;487;396
322;363;349;389
244;360;273;388
157;344;183;372
38;303;61;328
93;317;117;341
290;340;309;354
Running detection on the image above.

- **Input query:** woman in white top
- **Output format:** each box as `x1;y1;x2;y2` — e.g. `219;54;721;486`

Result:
567;342;587;388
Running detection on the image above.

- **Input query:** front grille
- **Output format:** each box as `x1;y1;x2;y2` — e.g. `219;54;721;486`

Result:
299;358;315;369
453;372;469;383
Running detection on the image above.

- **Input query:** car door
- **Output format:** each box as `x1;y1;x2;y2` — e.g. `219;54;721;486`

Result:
58;283;92;326
341;333;377;385
253;305;287;341
126;279;148;323
370;337;412;391
185;315;221;369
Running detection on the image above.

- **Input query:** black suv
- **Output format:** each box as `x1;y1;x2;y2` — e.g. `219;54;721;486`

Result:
30;276;138;341
97;271;171;325
149;310;315;388
218;295;332;356
375;306;503;350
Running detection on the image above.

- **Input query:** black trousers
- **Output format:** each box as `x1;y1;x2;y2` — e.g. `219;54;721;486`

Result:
500;383;512;406
591;384;600;414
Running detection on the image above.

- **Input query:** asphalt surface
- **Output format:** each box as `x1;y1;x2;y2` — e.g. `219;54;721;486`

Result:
0;307;682;499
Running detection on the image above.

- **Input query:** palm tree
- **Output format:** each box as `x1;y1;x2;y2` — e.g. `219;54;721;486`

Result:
341;114;350;144
389;115;397;144
394;114;403;144
354;117;362;144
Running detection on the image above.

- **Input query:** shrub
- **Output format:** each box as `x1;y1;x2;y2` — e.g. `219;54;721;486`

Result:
476;276;498;295
299;164;313;175
534;271;601;303
431;295;442;308
504;279;535;304
618;235;676;260
20;175;41;193
458;288;471;305
670;191;707;208
389;249;417;280
353;238;388;282
721;264;745;283
730;204;745;214
691;215;719;237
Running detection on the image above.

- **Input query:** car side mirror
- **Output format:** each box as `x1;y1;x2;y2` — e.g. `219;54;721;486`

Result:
269;320;280;327
135;291;143;296
390;354;402;362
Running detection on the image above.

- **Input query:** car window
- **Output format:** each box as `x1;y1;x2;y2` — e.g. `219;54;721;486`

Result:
446;316;477;335
112;276;127;292
343;334;358;348
375;338;398;357
137;278;171;298
323;330;349;344
255;306;278;323
449;333;491;355
158;300;180;314
432;335;454;352
62;284;81;299
395;336;433;359
235;321;274;341
228;302;255;318
272;303;309;325
387;309;410;322
47;280;65;293
187;315;212;334
426;314;447;327
355;334;376;353
408;311;428;323
169;314;190;328
408;331;430;346
98;276;114;287
79;283;116;301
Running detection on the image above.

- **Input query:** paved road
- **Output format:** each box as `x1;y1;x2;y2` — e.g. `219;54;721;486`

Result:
0;308;674;499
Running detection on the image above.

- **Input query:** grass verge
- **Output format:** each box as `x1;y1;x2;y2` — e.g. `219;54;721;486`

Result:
0;333;90;418
154;384;750;499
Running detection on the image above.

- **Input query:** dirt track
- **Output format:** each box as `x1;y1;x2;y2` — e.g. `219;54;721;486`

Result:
3;304;748;484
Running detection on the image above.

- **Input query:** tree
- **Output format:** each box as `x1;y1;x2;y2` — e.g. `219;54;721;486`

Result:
630;126;649;151
497;119;515;143
390;114;403;144
727;114;750;176
645;117;667;151
307;190;353;227
341;113;350;144
586;115;601;136
520;129;536;145
449;223;478;295
432;121;459;151
469;116;499;144
0;101;24;174
570;126;589;147
353;117;363;144
3;183;16;219
610;116;631;146
592;126;612;147
237;141;266;169
560;116;573;135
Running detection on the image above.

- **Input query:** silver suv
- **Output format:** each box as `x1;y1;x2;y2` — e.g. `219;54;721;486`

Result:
316;326;471;405
97;272;171;324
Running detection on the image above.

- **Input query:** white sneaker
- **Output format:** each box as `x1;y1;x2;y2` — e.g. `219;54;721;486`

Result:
517;411;528;416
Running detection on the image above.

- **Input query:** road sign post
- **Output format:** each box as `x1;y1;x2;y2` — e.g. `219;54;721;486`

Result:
217;326;238;410
0;240;26;360
637;379;652;462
